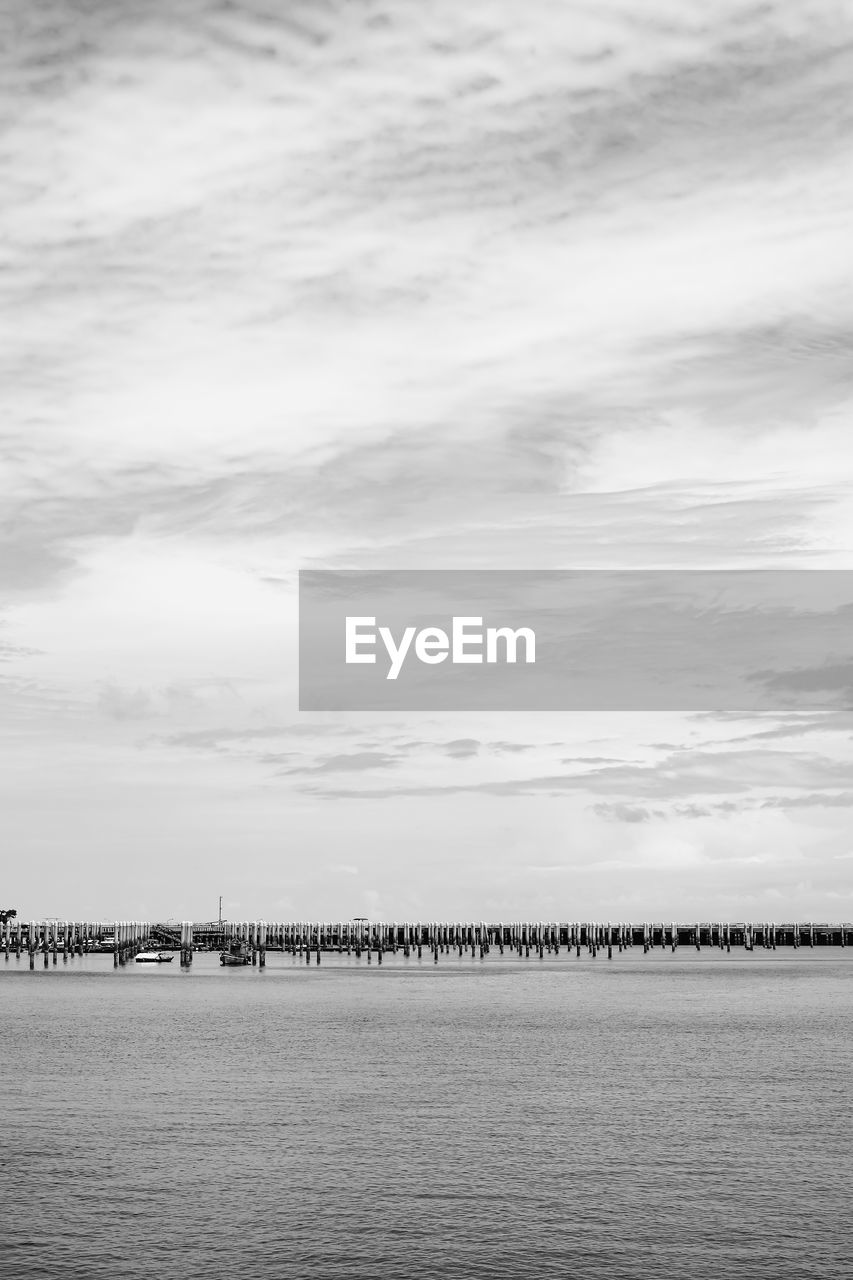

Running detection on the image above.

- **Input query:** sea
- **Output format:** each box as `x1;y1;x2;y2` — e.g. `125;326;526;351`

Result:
2;949;852;1279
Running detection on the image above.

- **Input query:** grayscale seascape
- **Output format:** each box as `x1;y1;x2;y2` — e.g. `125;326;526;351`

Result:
3;0;853;1274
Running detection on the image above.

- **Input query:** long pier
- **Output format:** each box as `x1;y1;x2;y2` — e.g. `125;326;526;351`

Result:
3;918;852;969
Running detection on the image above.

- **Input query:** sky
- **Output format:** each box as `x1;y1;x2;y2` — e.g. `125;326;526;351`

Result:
2;0;853;922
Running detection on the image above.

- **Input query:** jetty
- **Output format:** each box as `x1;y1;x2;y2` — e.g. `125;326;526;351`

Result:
3;918;852;968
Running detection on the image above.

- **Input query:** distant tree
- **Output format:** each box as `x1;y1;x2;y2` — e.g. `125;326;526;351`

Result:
0;908;17;925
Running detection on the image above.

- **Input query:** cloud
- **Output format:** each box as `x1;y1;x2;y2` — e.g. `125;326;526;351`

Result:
301;743;853;802
443;738;480;758
282;751;401;775
591;802;656;823
161;722;360;750
0;637;42;662
759;792;853;810
3;1;853;590
2;0;853;914
755;662;853;696
97;684;159;722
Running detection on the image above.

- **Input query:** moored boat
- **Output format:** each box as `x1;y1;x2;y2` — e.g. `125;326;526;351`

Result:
134;951;174;964
220;939;251;966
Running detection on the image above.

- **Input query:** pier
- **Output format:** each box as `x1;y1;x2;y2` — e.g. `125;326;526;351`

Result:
3;918;852;967
1;919;154;968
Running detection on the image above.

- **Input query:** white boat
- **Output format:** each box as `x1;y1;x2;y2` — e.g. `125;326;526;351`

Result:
134;951;174;964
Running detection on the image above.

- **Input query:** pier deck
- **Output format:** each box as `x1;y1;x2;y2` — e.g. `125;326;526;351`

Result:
3;918;851;968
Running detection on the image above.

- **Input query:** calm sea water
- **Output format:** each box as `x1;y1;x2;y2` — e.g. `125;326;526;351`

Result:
2;950;852;1279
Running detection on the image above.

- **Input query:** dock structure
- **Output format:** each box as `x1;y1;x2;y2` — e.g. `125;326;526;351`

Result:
191;920;853;956
0;920;152;968
5;918;852;968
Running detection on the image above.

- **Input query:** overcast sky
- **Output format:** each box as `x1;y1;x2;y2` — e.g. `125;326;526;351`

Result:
2;0;853;922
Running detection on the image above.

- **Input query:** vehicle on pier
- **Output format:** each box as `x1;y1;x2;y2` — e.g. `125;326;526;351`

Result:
134;951;175;964
220;938;251;966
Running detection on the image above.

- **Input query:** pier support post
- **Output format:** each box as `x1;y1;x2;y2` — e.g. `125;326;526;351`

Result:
181;920;194;966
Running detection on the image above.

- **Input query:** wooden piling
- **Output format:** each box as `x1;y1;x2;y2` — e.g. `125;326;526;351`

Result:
181;920;194;966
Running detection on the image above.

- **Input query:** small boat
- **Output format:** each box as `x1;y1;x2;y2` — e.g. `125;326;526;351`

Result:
220;939;251;966
134;951;174;964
